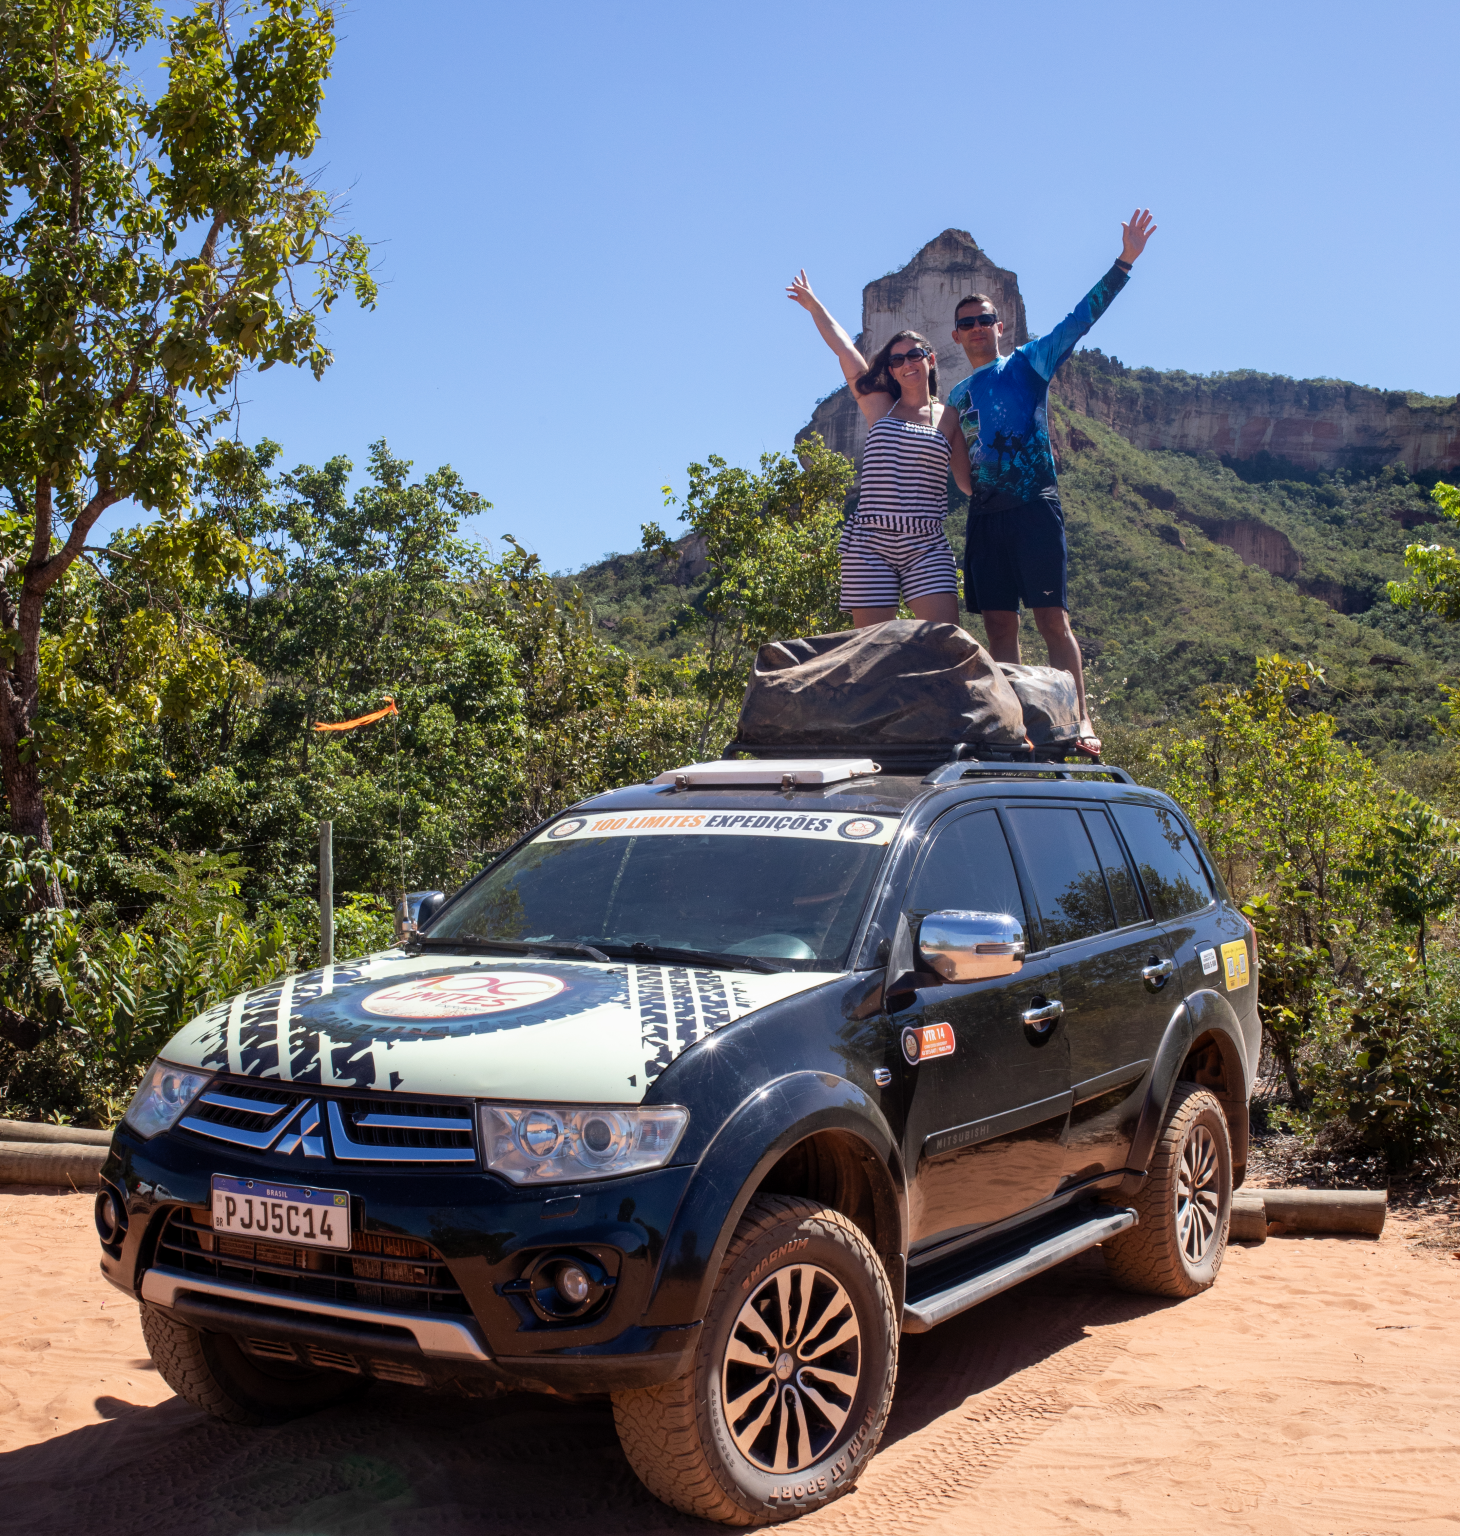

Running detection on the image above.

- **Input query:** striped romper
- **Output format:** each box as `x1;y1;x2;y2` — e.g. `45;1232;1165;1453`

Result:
840;411;959;610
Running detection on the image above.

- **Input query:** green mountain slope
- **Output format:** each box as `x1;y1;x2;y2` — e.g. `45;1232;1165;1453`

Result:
569;398;1460;749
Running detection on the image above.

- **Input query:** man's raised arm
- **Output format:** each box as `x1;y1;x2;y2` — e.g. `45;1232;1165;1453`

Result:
1024;208;1158;382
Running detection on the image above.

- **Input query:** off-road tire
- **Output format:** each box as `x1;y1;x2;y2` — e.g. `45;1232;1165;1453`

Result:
140;1302;368;1425
1104;1081;1232;1298
612;1195;898;1526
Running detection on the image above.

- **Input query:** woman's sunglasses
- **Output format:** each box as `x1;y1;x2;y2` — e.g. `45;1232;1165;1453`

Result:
888;346;932;368
954;314;999;330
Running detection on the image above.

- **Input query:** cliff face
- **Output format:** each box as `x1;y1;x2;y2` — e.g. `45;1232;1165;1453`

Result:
1054;350;1460;479
801;229;1027;466
801;231;1460;484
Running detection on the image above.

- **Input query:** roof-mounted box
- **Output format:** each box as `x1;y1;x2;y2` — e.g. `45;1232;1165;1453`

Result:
651;758;880;788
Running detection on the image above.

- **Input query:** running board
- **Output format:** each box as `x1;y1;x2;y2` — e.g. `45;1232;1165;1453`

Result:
902;1205;1137;1333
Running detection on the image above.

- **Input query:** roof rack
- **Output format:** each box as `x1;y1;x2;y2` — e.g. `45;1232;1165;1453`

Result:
720;739;1110;777
920;761;1134;787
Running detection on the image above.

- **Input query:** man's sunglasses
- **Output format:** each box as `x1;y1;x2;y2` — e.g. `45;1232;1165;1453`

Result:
954;313;999;330
888;346;932;368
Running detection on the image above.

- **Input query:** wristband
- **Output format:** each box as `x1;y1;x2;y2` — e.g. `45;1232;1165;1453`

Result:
1115;257;1133;272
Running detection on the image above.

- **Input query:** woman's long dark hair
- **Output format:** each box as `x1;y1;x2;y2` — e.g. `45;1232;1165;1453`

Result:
856;329;939;401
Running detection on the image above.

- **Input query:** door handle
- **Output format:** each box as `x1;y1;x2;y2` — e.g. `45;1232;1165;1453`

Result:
1141;958;1176;987
1021;999;1064;1029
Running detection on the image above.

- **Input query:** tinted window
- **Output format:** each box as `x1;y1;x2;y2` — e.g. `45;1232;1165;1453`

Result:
1006;807;1115;947
431;827;886;967
1084;809;1145;927
908;811;1026;923
1110;803;1213;920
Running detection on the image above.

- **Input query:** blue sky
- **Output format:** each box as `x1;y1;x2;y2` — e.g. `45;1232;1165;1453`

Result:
118;0;1460;570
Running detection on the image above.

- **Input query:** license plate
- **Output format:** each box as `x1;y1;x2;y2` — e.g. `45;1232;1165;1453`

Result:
211;1175;351;1251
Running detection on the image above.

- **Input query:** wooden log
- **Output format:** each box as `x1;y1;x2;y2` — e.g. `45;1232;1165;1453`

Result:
0;1140;108;1186
0;1117;112;1146
1261;1187;1387;1236
1229;1190;1267;1243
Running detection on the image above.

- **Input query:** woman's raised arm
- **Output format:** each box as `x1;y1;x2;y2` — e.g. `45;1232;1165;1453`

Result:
787;271;890;423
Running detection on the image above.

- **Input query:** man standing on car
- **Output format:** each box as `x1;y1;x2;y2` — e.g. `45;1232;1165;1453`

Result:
948;209;1157;755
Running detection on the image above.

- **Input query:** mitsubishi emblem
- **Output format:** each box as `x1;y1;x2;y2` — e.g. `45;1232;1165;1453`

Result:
274;1099;325;1158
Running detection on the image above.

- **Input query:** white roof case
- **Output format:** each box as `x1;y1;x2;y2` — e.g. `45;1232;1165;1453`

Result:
650;758;880;787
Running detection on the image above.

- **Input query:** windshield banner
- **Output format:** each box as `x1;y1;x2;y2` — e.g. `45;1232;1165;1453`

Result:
535;809;896;846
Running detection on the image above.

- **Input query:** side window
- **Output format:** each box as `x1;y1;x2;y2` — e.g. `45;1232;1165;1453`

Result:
1083;809;1145;927
1110;803;1214;921
907;810;1026;923
1005;807;1115;947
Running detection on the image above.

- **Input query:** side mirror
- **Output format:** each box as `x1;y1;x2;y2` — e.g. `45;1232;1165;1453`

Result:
918;910;1025;982
395;889;447;941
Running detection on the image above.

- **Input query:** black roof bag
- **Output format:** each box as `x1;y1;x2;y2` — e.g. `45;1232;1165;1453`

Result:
734;620;1027;747
999;663;1082;746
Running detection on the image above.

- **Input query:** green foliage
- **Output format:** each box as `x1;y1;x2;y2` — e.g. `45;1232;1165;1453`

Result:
1387;481;1460;622
1304;951;1460;1163
0;847;299;1124
0;0;374;858
642;433;853;752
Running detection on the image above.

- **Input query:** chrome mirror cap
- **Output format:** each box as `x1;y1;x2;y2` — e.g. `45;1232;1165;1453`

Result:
918;910;1026;982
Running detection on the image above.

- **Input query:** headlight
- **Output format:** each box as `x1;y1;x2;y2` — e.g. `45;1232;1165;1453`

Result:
122;1060;212;1140
480;1104;689;1184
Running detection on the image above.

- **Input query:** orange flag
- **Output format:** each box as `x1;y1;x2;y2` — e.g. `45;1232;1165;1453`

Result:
314;696;398;732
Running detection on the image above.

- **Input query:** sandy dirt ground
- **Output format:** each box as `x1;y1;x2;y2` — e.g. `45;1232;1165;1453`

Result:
1;1185;1457;1536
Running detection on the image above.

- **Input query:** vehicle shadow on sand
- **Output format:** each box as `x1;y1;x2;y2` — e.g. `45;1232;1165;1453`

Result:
0;1251;1175;1536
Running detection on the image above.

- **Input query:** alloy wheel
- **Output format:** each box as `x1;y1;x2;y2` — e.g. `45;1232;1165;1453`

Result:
1177;1123;1222;1263
720;1262;862;1473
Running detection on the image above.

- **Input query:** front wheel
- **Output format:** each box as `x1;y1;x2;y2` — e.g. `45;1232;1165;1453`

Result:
1104;1081;1232;1298
613;1194;898;1525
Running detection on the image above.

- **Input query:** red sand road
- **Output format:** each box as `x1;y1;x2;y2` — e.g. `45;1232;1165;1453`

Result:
1;1185;1457;1536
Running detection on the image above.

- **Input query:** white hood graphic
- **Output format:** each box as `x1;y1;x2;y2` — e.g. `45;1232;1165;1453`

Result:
161;949;840;1104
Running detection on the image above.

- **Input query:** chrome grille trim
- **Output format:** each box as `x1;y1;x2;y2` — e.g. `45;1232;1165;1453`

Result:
327;1100;475;1163
139;1269;490;1361
177;1077;479;1165
199;1090;289;1117
179;1112;291;1150
355;1112;474;1132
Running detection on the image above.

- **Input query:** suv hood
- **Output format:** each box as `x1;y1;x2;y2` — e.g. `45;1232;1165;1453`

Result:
160;949;841;1104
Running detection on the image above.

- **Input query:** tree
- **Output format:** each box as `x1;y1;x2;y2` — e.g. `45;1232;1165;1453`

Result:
1158;656;1389;1102
643;433;853;753
1387;480;1460;620
0;0;374;878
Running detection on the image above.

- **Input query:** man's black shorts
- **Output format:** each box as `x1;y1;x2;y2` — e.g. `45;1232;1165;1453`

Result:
963;496;1068;612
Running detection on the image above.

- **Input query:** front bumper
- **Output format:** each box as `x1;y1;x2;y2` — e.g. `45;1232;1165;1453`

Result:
102;1121;701;1394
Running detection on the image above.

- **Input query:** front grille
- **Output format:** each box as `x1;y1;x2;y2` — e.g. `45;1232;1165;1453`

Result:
156;1207;473;1317
179;1078;477;1164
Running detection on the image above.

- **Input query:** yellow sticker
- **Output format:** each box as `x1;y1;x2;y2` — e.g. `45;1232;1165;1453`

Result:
1220;940;1250;991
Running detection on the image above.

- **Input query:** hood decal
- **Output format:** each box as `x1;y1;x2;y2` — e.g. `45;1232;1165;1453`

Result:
163;950;836;1104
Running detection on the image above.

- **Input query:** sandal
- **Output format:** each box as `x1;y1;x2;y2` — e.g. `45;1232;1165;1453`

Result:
1073;733;1103;759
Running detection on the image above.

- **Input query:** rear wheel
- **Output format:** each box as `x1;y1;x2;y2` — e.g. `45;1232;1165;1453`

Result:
140;1302;368;1425
613;1195;898;1525
1104;1081;1231;1298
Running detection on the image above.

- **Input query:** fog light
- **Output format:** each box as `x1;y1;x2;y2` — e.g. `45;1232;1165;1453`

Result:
94;1186;125;1247
556;1262;591;1306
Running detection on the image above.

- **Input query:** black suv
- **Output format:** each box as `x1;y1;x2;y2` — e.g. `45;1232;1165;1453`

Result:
98;755;1256;1525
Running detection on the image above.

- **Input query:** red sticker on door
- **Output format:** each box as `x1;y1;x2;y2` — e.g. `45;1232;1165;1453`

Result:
902;1022;956;1063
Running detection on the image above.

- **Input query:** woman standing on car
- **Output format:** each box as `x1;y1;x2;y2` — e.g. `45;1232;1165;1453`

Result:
788;269;971;628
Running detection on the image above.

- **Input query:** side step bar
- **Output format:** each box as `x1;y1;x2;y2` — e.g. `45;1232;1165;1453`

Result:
902;1205;1137;1333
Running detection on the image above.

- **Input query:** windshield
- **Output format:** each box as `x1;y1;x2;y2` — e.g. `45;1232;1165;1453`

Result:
427;806;897;969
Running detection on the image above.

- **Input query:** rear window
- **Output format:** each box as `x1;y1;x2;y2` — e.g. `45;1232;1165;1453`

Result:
1005;806;1115;947
1110;803;1214;921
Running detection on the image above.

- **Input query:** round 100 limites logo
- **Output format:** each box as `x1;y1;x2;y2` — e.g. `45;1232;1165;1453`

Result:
361;971;567;1019
837;817;883;840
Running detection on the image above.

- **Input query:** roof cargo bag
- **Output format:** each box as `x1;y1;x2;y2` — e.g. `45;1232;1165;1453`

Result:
734;620;1027;748
999;664;1081;746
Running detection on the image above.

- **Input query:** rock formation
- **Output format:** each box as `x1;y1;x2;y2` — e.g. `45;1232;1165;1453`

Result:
1058;351;1460;479
802;231;1460;482
799;230;1027;466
